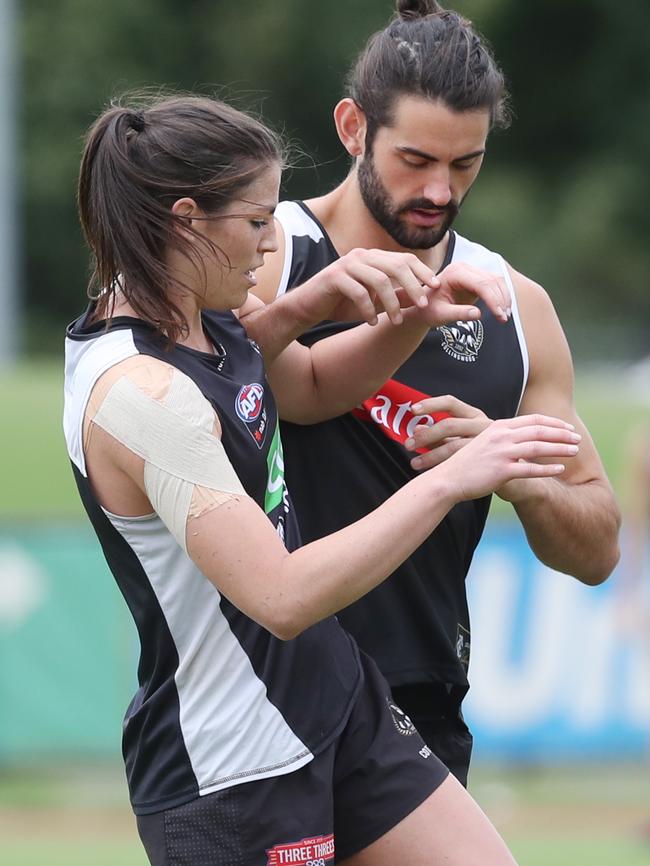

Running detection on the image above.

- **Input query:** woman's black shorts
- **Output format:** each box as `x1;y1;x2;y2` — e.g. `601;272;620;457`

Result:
137;652;449;865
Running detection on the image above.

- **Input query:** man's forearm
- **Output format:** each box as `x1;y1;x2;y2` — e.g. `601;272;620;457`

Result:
507;476;621;585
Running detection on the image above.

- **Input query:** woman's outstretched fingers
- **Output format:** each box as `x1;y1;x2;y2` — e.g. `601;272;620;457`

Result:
431;413;583;500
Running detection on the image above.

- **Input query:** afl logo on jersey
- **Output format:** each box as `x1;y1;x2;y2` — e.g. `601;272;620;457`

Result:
437;320;484;363
236;383;269;450
235;383;264;422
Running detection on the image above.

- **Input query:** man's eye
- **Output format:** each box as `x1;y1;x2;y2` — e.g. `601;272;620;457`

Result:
402;156;428;168
250;219;268;229
454;159;478;171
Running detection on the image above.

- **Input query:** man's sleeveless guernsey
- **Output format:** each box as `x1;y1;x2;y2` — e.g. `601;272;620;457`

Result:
275;200;528;701
63;308;362;815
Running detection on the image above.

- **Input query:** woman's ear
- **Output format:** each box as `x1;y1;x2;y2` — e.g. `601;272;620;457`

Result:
171;197;203;242
171;197;201;220
333;98;368;158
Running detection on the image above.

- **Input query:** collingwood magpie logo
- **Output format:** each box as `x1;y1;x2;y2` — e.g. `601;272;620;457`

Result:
455;623;470;672
437;320;484;363
387;699;416;736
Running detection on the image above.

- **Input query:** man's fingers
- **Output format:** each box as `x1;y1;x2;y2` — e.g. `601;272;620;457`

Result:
411;395;485;418
406;417;489;451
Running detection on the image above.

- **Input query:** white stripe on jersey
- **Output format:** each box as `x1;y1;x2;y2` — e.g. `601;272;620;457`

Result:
64;328;140;474
452;234;530;411
275;201;324;297
109;511;312;793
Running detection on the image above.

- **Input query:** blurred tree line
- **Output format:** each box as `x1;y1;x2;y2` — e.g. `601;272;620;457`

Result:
22;0;650;360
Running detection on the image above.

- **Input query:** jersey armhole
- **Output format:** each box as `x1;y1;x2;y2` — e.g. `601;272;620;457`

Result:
275;215;292;299
501;257;530;412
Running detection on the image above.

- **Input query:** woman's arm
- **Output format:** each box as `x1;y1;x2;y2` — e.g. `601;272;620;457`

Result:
241;256;510;423
84;356;581;640
238;247;440;361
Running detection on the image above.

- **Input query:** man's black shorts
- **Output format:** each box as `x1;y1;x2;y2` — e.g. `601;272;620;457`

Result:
391;682;474;787
137;653;449;865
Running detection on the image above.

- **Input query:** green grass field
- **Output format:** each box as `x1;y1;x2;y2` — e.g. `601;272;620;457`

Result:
1;361;81;519
1;359;648;520
1;763;649;865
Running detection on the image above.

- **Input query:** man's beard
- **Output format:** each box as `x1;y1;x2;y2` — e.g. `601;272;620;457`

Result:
357;151;460;250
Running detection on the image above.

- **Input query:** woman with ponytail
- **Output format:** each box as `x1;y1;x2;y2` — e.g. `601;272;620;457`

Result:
63;91;581;864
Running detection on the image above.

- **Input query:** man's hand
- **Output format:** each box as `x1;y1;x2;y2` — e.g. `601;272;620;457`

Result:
406;396;492;470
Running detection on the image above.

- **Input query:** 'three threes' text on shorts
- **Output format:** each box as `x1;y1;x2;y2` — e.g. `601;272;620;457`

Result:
137;652;449;865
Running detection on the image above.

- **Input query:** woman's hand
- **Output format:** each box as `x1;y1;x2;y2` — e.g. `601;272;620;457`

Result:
297;248;439;326
433;414;582;501
294;252;511;330
414;261;510;326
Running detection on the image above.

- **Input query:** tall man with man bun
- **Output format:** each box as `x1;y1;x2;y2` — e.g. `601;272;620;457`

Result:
254;0;620;785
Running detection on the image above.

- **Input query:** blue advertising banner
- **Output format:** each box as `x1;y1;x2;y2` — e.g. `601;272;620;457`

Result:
465;523;650;761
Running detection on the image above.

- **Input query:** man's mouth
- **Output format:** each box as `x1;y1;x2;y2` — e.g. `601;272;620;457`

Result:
405;208;446;227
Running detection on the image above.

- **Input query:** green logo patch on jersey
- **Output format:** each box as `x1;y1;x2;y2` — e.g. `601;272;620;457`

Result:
265;423;286;515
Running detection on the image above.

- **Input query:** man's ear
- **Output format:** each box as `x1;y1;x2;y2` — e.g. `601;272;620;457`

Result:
333;98;368;157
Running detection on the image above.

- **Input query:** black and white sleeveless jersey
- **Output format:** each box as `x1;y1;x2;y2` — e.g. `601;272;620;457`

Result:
63;308;362;815
275;200;528;699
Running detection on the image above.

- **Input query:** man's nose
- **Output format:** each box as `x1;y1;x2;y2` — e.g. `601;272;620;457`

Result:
422;169;452;206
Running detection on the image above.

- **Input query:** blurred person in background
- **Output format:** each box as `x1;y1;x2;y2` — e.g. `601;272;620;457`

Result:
617;424;650;660
254;0;621;787
617;421;650;839
64;92;580;865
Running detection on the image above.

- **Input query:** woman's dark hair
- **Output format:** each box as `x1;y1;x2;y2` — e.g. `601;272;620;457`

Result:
346;0;511;147
78;94;284;342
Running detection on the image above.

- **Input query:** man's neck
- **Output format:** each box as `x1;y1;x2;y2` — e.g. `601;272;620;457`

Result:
304;174;450;274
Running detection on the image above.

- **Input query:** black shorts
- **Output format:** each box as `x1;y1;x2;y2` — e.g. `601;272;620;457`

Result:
137;653;449;866
390;682;473;787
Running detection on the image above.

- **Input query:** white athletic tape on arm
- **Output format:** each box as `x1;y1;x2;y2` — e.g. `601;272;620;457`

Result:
91;366;246;553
